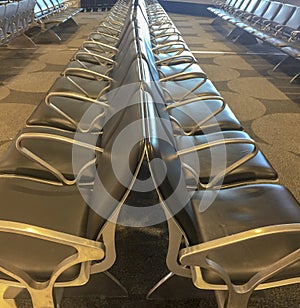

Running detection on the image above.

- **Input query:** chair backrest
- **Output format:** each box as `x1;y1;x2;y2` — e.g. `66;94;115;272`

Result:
284;6;300;31
144;91;200;245
0;4;6;20
252;0;270;18
260;1;282;21
232;0;245;10
42;0;56;12
237;0;251;12
88;87;145;238
34;0;49;18
271;3;296;26
244;0;260;14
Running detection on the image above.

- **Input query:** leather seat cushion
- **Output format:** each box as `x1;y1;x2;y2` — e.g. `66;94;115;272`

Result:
0;127;99;182
162;79;221;101
169;101;242;134
0;178;92;282
49;76;109;99
27;95;105;131
175;131;277;186
191;184;300;284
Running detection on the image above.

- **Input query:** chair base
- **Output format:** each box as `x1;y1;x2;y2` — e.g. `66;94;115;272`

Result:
34;29;62;44
63;271;128;298
5;33;37;49
147;272;214;300
227;28;258;45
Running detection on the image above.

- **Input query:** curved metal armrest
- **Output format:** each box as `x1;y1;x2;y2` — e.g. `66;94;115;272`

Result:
290;30;300;39
152;41;186;52
16;132;103;185
150;16;170;26
45;91;109;132
96;23;121;34
63;67;113;82
160;70;207;82
0;220;104;291
180;224;300;262
74;51;116;65
168;96;225;135
82;40;118;53
154;27;177;36
151;21;173;30
88;31;119;41
179;223;300;291
177;138;258;189
154;31;181;40
156;54;195;66
161;71;208;101
106;17;123;27
274;25;284;35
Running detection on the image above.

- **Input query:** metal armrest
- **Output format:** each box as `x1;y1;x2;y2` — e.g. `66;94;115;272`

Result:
154;27;177;36
152;41;186;53
88;31;119;42
62;67;112;98
161;71;208;101
290;30;300;38
82;40;118;53
0;220;104;306
150;21;173;30
180;223;300;291
177;138;258;189
156;56;196;72
96;23;121;34
63;67;113;81
153;31;181;40
45;91;109;133
16;132;103;185
74;51;116;66
168;96;225;135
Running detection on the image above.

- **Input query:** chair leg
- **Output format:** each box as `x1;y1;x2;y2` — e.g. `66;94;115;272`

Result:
34;29;62;44
225;290;252;308
231;30;257;45
7;33;37;49
28;287;56;308
62;18;79;29
290;72;300;84
0;285;22;308
273;55;295;72
211;17;227;26
215;288;252;308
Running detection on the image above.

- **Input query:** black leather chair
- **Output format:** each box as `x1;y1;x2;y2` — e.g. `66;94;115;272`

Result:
146;109;300;307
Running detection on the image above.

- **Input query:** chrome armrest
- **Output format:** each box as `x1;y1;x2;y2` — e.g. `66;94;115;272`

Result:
177;137;258;189
179;223;300;291
16;132;103;185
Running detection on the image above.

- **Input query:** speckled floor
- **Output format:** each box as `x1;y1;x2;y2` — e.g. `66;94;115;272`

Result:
0;7;300;308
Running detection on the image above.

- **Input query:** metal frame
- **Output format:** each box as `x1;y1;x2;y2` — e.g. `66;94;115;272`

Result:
180;224;300;308
45;91;109;133
0;220;105;308
15;132;103;185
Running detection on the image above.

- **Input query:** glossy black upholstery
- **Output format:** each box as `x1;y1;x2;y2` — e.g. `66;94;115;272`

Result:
143;2;300;307
0;1;299;307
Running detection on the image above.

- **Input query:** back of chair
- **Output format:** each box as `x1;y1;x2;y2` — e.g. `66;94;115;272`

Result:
243;0;260;14
259;1;282;22
251;0;270;18
283;6;300;32
88;87;145;238
271;3;295;26
143;89;200;246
